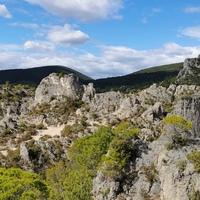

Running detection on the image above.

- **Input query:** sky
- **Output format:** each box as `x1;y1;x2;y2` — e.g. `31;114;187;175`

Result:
0;0;200;79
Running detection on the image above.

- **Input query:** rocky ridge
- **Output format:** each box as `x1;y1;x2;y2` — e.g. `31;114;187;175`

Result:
1;56;200;199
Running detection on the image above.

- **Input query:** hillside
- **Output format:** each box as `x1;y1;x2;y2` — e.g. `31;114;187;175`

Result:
0;62;183;92
0;65;93;85
93;62;183;92
0;55;200;199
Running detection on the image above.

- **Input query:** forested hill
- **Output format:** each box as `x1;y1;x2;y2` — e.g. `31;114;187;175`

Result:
0;62;183;92
93;62;183;92
0;65;93;85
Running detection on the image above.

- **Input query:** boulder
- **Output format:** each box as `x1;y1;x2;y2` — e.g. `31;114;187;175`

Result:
35;73;85;103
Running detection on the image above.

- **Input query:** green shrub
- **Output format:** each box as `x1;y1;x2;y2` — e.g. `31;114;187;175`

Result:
102;122;140;176
2;128;12;136
189;188;200;200
61;123;85;138
162;115;192;149
177;160;187;171
47;126;114;200
187;150;200;173
0;167;51;199
141;163;158;184
5;148;21;168
162;115;192;131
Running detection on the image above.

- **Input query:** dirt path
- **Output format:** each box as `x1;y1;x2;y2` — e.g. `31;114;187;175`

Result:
33;125;65;141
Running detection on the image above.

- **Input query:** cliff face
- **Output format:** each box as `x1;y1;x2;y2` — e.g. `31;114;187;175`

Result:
1;56;200;199
177;54;200;85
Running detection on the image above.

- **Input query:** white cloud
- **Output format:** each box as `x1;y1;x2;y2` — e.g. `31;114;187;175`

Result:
0;43;200;79
47;24;90;46
0;4;12;18
24;40;55;51
181;25;200;39
0;44;21;52
25;0;123;22
9;22;39;29
183;6;200;13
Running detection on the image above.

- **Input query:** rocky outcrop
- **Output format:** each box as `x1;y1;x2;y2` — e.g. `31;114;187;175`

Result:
2;68;200;200
82;83;95;102
173;94;200;137
88;92;139;120
141;102;163;122
177;54;200;84
93;134;200;200
20;137;71;172
35;73;85;103
92;84;200;200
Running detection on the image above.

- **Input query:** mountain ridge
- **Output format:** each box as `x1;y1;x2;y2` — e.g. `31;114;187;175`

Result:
0;65;93;85
0;62;183;93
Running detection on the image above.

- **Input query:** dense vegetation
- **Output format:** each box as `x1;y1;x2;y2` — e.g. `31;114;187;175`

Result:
0;123;140;200
46;126;114;200
0;168;51;199
0;65;92;86
93;62;183;92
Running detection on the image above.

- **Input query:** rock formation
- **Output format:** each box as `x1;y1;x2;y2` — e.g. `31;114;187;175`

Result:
177;54;200;84
1;56;200;199
35;73;85;103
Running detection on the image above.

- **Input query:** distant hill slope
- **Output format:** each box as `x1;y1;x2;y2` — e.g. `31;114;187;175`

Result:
93;62;183;92
0;65;93;85
0;62;183;92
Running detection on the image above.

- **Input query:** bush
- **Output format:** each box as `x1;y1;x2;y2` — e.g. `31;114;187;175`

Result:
140;163;158;184
102;122;140;176
5;148;21;168
189;188;200;200
162;115;192;149
0;167;51;199
187;150;200;173
47;126;114;200
177;160;187;171
162;115;192;131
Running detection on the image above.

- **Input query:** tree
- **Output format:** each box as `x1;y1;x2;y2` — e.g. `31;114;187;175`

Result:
0;167;51;199
102;122;140;176
46;126;114;200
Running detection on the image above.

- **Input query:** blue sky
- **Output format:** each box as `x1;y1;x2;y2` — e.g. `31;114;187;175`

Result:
0;0;200;79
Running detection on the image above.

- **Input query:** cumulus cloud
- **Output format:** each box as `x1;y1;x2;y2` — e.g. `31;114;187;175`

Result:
0;4;12;18
24;40;55;51
25;0;123;22
0;43;200;79
183;6;200;13
47;24;90;46
101;43;195;74
181;25;200;39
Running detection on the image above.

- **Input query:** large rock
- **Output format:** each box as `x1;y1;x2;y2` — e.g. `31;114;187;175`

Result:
173;94;200;137
141;102;164;122
177;54;200;83
93;136;200;200
35;73;85;103
88;91;140;120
